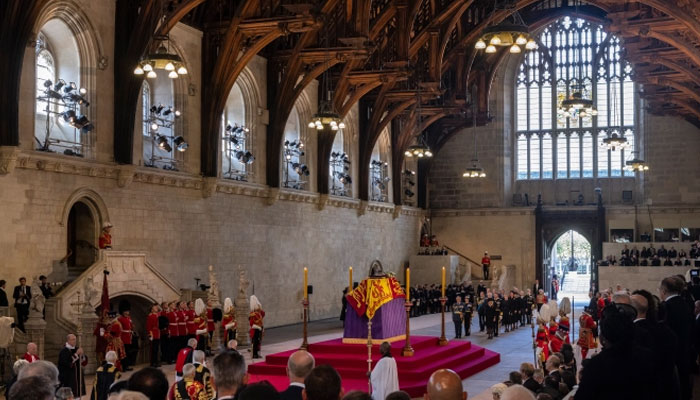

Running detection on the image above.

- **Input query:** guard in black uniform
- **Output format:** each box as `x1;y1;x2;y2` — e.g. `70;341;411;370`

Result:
463;297;473;336
485;297;498;339
451;296;464;338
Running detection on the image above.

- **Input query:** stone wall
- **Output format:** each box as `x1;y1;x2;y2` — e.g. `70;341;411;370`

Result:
599;266;694;295
0;160;421;327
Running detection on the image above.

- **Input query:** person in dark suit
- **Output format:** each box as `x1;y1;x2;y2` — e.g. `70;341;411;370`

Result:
0;279;8;307
13;277;30;331
575;305;654;400
281;350;315;400
519;362;541;393
660;276;695;400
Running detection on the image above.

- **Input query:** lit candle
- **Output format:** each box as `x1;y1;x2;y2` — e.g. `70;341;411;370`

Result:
441;266;446;297
304;267;308;300
349;266;353;293
406;268;410;301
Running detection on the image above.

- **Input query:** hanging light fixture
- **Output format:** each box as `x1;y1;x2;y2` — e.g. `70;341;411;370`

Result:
404;80;433;158
624;151;649;172
557;1;597;121
307;28;344;131
601;79;628;152
475;0;537;54
463;95;486;178
134;7;188;81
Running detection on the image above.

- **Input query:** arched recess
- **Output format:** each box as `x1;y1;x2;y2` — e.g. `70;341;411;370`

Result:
281;89;316;191
369;126;393;203
220;65;264;181
59;187;111;228
32;0;105;159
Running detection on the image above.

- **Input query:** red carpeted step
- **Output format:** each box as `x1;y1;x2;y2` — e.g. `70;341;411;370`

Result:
248;336;500;398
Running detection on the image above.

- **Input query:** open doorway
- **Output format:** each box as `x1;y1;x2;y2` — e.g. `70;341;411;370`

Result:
552;230;591;299
109;295;154;367
66;201;98;281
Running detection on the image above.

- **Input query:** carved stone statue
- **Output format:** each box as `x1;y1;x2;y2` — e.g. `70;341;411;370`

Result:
369;260;387;277
83;275;99;308
237;267;250;300
207;265;221;307
29;276;45;317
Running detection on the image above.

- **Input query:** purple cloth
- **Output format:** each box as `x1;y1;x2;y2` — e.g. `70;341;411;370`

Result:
343;298;406;340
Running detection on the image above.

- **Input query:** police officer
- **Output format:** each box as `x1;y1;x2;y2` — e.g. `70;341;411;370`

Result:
451;296;464;338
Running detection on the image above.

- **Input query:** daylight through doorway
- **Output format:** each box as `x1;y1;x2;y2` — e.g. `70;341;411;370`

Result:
552;230;592;299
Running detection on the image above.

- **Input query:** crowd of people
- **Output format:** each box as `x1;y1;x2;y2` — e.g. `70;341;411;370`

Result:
600;242;700;267
418;234;449;255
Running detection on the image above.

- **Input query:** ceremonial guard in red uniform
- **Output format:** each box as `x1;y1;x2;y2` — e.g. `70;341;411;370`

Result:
175;339;197;379
167;302;180;363
249;295;265;359
222;297;237;344
159;302;170;365
117;301;134;371
193;299;208;351
98;222;113;249
104;311;126;371
186;301;197;340
147;304;161;367
177;301;188;350
535;303;551;366
577;307;597;359
536;289;547;312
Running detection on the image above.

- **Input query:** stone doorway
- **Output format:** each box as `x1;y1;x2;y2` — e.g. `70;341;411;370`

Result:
66;201;98;280
110;295;154;367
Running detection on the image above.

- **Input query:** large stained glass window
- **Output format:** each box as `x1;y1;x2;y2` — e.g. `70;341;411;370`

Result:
516;16;635;180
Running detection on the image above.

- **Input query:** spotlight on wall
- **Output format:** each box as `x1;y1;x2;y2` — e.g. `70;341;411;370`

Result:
404;188;415;197
173;136;188;152
236;150;254;164
156;135;172;152
292;162;310;176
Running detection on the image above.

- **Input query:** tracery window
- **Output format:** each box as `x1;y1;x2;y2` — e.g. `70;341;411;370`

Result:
516;16;636;180
36;34;56;114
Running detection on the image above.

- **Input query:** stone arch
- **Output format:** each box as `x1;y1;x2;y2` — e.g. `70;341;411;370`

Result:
34;1;105;158
59;187;110;228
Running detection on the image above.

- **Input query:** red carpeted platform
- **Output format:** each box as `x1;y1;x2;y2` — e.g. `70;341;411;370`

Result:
247;336;500;397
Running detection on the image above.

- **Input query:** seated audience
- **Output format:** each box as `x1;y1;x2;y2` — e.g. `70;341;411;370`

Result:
17;360;59;386
385;391;411;400
501;385;537;400
505;371;522;386
239;381;280;400
520;362;540;393
341;391;372;400
211;350;247;400
282;350;315;400
127;367;169;400
304;365;343;400
491;383;508;399
424;368;467;400
8;376;55;400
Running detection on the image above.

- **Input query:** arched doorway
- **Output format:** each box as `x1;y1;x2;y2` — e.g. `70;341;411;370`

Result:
66;201;97;280
110;295;154;366
551;230;592;299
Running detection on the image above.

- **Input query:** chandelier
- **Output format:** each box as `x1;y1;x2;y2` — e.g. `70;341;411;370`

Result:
134;35;188;79
404;84;432;158
559;84;598;118
602;131;629;151
463;99;486;178
624;154;649;172
475;1;537;54
308;29;344;131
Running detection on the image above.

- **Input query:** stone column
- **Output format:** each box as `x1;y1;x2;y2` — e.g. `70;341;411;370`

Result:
79;310;99;374
234;297;249;346
212;321;222;352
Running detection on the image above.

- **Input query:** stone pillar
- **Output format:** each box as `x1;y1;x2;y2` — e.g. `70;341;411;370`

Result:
24;315;47;360
78;310;99;374
212;321;222;352
234;297;249;346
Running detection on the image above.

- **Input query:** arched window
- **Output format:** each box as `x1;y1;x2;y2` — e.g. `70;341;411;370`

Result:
515;16;636;180
370;128;391;202
36;34;56;114
221;82;254;181
329;130;352;197
141;82;152;137
142;75;184;170
282;105;308;190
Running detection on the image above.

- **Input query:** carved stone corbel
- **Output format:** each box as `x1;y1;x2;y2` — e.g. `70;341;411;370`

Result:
358;200;368;216
202;177;218;198
318;193;329;211
267;187;280;205
0;146;20;175
117;165;136;188
392;205;403;219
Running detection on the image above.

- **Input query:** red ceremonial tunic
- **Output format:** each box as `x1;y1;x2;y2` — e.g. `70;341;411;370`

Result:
98;232;112;249
549;333;565;353
577;312;597;358
177;310;188;337
222;313;236;342
118;316;133;345
206;308;214;333
481;256;491;266
94;322;109;354
167;310;179;337
186;309;197;335
147;312;160;340
23;352;39;363
249;310;265;339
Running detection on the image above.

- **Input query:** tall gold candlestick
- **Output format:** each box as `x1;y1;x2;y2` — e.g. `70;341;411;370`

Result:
441;266;446;297
304;267;308;300
406;268;410;300
349;266;353;293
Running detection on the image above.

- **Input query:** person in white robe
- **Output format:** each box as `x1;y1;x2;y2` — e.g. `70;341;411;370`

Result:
370;341;399;400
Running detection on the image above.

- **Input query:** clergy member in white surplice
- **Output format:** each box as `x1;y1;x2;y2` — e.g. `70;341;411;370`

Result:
370;341;399;400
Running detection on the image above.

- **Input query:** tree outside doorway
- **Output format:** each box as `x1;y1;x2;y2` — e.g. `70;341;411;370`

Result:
552;230;592;300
